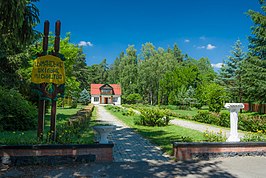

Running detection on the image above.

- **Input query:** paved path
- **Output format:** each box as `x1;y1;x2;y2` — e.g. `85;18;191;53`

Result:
170;119;245;138
2;157;266;177
95;105;170;162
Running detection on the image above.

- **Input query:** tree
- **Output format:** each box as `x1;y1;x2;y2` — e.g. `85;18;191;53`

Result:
125;93;142;104
79;89;90;105
205;83;227;113
242;0;266;109
119;45;138;97
0;0;40;89
0;0;40;49
173;44;184;63
218;40;246;102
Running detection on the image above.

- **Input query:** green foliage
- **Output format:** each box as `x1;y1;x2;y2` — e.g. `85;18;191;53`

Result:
0;0;40;89
192;111;220;125
79;88;90;105
205;83;227;112
242;1;266;105
136;107;171;126
105;105;135;116
217;40;246;103
203;129;227;142
0;0;40;47
192;110;266;133
238;114;266;132
56;105;94;144
242;57;266;105
124;93;142;104
241;131;266;142
0;87;37;131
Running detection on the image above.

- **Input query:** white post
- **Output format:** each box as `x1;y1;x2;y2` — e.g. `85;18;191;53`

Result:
224;103;244;142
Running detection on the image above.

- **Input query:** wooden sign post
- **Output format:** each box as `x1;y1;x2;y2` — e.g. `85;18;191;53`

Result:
50;21;61;141
32;20;65;141
37;20;49;140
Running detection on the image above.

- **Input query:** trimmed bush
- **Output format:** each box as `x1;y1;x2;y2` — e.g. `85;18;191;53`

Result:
136;107;171;126
192;110;266;133
0;87;37;131
57;104;95;144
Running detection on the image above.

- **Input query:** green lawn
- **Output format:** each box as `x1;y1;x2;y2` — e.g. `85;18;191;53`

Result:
0;105;96;145
105;107;205;155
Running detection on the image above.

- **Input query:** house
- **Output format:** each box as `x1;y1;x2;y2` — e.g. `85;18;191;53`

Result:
90;84;122;105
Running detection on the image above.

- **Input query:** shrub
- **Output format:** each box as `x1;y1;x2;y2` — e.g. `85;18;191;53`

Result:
192;111;219;125
71;99;78;108
203;129;227;142
125;93;142;104
0;87;37;131
205;83;227;113
56;104;94;144
238;115;266;132
241;132;266;142
192;110;266;133
136;107;171;126
219;111;230;127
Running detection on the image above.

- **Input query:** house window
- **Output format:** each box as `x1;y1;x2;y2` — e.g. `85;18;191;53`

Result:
113;97;118;102
94;97;99;102
101;85;113;95
101;89;112;95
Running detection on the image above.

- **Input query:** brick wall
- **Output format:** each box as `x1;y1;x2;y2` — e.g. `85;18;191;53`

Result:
243;103;266;113
173;142;266;161
0;144;114;165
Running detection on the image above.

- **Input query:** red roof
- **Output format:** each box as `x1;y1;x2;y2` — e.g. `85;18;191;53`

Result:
90;84;122;95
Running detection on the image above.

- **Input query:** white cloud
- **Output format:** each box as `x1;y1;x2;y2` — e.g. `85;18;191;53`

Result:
211;63;223;69
197;46;206;49
78;41;93;47
184;39;190;43
206;44;216;50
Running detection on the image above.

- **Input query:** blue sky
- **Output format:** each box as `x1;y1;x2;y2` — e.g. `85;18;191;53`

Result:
35;0;262;68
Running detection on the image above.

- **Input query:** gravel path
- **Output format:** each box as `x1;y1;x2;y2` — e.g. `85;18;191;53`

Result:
95;105;170;162
170;119;245;138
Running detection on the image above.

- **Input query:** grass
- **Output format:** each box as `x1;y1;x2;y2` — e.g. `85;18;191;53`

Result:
105;107;205;155
0;105;96;145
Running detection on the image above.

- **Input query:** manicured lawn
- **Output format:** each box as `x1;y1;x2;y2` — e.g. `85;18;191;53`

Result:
0;105;96;145
105;107;205;155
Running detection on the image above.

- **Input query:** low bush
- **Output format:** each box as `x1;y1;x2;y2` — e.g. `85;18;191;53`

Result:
136;107;171;126
203;129;227;142
0;87;37;131
241;132;266;142
56;104;94;144
192;110;266;133
192;111;219;125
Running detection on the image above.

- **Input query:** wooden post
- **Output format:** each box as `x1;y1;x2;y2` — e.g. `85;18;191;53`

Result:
37;20;49;140
50;20;61;141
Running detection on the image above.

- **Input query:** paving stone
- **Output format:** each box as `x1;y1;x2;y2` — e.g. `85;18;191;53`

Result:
95;105;170;162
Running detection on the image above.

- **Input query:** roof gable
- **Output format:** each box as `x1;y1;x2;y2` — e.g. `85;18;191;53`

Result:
90;84;121;95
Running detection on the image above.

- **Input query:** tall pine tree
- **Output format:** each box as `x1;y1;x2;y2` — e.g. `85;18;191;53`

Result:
242;0;266;110
218;40;246;102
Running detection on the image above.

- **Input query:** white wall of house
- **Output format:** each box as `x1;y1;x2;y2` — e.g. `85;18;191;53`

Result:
113;95;121;105
91;95;100;105
91;95;121;105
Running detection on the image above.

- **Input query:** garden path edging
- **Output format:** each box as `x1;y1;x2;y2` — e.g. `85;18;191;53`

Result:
173;142;266;161
0;143;114;166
